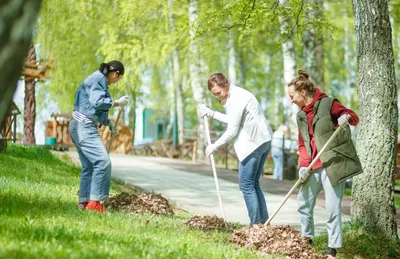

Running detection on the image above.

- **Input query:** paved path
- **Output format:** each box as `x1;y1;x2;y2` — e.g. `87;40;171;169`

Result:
68;152;351;235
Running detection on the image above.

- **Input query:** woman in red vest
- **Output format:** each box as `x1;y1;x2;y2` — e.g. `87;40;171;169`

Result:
287;70;362;258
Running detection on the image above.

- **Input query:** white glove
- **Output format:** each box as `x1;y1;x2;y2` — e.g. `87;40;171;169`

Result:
116;95;129;107
205;144;217;157
108;120;118;134
200;106;214;118
298;167;309;184
338;114;351;126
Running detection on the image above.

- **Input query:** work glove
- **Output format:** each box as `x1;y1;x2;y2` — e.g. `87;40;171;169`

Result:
116;95;129;107
200;106;214;118
338;114;351;126
205;144;217;157
298;167;309;184
108;120;118;134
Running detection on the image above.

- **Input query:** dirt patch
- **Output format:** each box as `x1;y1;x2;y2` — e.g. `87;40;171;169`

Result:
184;215;232;231
104;192;173;215
228;224;327;259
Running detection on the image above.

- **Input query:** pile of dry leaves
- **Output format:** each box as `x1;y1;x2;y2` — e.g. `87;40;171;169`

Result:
228;224;327;259
184;215;231;231
104;192;173;215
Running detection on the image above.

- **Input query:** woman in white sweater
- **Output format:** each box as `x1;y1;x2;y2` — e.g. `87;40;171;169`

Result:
201;73;273;225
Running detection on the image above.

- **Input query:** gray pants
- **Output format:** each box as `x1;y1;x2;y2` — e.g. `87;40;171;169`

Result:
297;168;345;248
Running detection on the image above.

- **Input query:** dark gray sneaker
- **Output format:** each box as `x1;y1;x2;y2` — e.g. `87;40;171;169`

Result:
304;237;313;246
322;247;337;257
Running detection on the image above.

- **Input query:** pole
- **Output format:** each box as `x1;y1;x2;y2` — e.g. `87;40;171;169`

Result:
265;124;346;226
203;114;226;222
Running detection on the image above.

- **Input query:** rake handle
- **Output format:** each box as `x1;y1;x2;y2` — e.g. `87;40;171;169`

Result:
203;114;226;222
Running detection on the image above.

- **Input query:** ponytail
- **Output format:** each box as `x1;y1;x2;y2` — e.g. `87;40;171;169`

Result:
99;60;125;75
99;63;110;75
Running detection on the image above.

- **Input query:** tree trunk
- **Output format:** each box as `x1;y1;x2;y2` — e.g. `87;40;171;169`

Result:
343;7;355;107
302;0;325;91
279;0;298;137
188;0;206;160
128;89;137;146
351;0;398;238
179;73;187;144
165;85;175;139
168;0;184;145
237;49;246;86
23;42;37;145
176;71;184;145
0;0;42;127
228;30;237;84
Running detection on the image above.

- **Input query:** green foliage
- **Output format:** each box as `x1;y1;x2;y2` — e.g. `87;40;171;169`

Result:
0;144;270;258
34;0;400;132
35;0;104;112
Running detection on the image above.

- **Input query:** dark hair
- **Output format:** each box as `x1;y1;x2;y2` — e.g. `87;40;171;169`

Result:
99;60;125;75
287;70;315;94
208;73;229;90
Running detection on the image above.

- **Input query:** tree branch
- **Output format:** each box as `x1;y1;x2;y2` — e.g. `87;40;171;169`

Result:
222;0;257;31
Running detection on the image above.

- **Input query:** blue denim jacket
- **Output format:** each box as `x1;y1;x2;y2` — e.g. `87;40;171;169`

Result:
73;70;113;125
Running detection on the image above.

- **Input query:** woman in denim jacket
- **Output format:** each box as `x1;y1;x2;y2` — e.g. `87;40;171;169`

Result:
68;60;129;213
201;73;273;225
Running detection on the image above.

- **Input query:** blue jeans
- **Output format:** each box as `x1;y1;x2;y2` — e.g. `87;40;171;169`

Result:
239;141;271;225
271;147;284;180
68;120;111;202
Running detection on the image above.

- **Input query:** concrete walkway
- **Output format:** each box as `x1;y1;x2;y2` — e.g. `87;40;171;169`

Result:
68;152;350;235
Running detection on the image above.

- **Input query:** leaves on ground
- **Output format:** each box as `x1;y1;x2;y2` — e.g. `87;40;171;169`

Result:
228;224;327;259
184;215;232;231
104;192;174;215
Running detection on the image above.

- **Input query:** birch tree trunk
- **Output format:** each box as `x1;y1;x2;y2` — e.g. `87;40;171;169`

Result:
168;0;184;145
188;0;206;160
0;0;42;127
165;78;175;139
351;0;398;238
279;0;297;137
228;31;237;84
302;0;325;91
127;82;139;146
237;49;246;86
343;7;354;107
176;66;184;145
23;43;36;145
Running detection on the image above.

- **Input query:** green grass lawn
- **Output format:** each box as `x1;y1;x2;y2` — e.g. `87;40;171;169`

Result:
0;144;273;259
1;144;399;259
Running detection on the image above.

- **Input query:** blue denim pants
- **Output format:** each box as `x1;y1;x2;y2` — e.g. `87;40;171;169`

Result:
68;120;111;202
239;141;271;225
